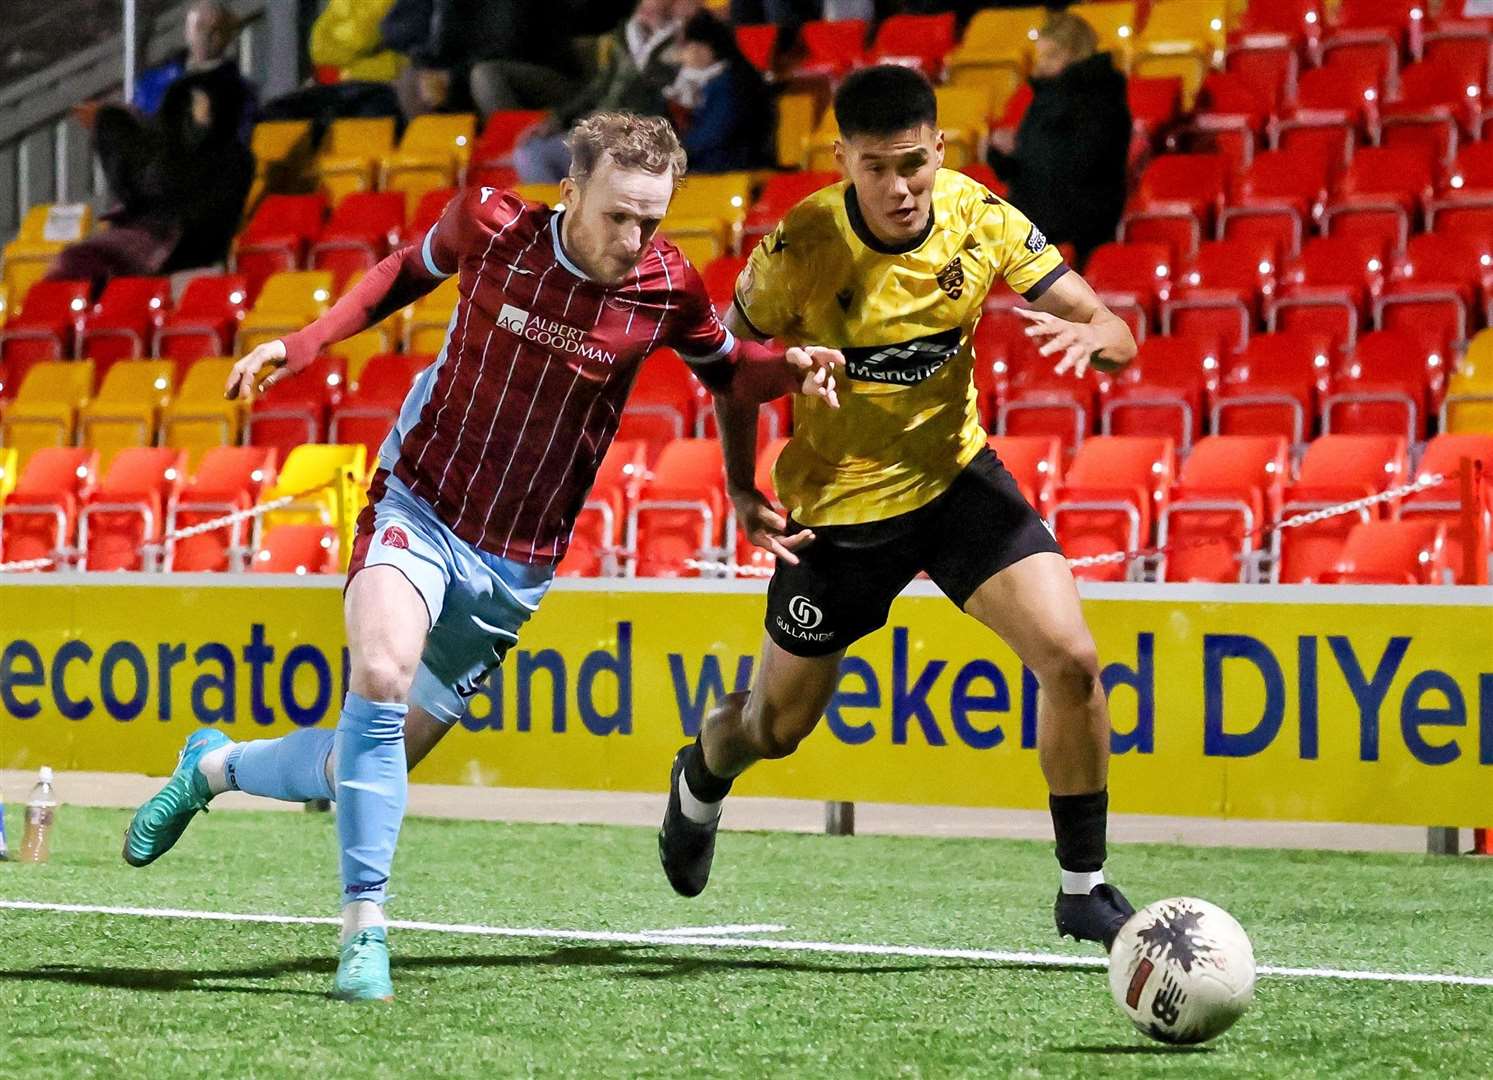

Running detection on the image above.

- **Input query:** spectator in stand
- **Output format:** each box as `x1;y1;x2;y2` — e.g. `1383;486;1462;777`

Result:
514;0;685;183
380;0;583;119
669;12;774;173
985;11;1130;267
310;0;405;83
50;0;256;288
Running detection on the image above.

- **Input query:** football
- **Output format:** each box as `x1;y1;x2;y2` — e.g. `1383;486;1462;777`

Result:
1108;897;1256;1045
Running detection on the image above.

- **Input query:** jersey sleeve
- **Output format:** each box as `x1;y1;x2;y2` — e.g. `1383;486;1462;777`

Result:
979;195;1068;302
671;258;735;364
421;185;527;278
732;221;803;340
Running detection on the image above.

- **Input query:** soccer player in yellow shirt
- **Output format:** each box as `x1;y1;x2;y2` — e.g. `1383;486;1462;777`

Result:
658;65;1140;950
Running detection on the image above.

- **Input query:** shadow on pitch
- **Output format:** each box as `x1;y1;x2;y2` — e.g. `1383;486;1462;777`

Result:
1057;1043;1213;1056
0;943;1049;997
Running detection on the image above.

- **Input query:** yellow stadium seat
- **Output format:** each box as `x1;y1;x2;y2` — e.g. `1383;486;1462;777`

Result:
250;120;315;195
0;359;94;470
404;276;461;354
236;271;336;353
935;87;991;170
777;93;819;170
78;360;176;469
1069;2;1138;68
161;358;243;468
383;114;477;216
328;328;395;385
1443;337;1493;433
947;6;1043;108
805;110;841;173
261;442;367;530
1;203;93;298
1134;0;1228;105
512;182;565;208
0;447;16;502
665;173;753;261
317;117;399;203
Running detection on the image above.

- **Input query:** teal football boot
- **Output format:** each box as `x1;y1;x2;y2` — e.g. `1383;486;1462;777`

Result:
121;727;231;867
333;927;395;1002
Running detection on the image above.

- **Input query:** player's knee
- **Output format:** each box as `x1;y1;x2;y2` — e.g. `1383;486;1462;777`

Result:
353;655;417;703
745;697;815;760
1034;639;1102;703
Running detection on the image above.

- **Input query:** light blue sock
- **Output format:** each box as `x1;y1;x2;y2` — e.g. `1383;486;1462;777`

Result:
225;729;336;802
335;692;408;907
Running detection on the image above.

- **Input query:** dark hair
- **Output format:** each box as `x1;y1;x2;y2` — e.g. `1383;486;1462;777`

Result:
833;64;938;138
681;11;746;65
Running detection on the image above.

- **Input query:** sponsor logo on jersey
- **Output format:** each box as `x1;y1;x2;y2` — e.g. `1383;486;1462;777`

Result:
381;526;410;550
840;326;963;386
1025;225;1048;253
497;304;618;364
936;256;965;300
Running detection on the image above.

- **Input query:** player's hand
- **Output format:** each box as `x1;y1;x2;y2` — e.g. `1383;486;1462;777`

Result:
730;486;814;566
1015;308;1116;379
225;339;291;400
786;346;844;409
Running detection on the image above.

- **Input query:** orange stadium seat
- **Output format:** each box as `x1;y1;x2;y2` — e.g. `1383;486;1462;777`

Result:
793;19;867;80
558;438;648;577
869;13;957;77
1399;432;1493;580
1275;433;1409;583
1326;521;1451;584
997;365;1098;459
1323;330;1443;441
330;352;429;459
232;194;329;300
1051;436;1176;581
310;191;407;290
1270;66;1379;170
0;279;90;374
1083;241;1174;330
617;351;706;462
410;187;458;236
628;437;728;577
78;447;184;571
161;357;243;468
247;354;346;458
1376;233;1482;347
1162;236;1278;354
78;276;171;376
1103;335;1220;451
154;274;249;362
166;445;277;572
1268;236;1386;350
728;436;792;578
1159;434;1289;582
0;446;97;570
78;359;176;469
1214;332;1332;445
251;523;340;574
986;435;1062;518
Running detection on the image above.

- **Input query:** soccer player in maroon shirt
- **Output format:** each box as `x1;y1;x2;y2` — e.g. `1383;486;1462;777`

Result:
121;112;844;1002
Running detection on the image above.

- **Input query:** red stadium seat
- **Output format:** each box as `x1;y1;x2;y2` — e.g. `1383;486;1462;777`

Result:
617;350;707;463
1323;330;1444;441
1323;146;1437;254
154;274;249;361
1275;433;1408;583
1129;76;1186;148
1326;520;1451;583
1235;0;1324;44
1215;332;1333;444
246;354;346;459
1221;148;1332;256
166;445;277;572
997;369;1096;459
0;279;90;372
628;438;728;577
559;439;647;577
794;19;867;79
1379;61;1475;165
410;187;458;236
330;353;429;459
1103;335;1221;450
1268;236;1387;349
0;446;97;570
1399;432;1493;580
1084;242;1174;328
1163;237;1278;354
78;276;171;376
232;194;328;300
744;171;839;241
1223;39;1300;114
251;523;340;574
735;24;778;72
1160;434;1290;581
701;254;748;307
79;447;184;571
310;192;406;290
1051;436;1176;580
986;435;1062;518
1121;154;1230;258
1270;66;1379;169
1377;233;1483;346
868;13;955;76
470;110;546;188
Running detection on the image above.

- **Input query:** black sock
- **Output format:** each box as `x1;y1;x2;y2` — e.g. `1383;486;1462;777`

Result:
683;738;733;802
1050;789;1108;873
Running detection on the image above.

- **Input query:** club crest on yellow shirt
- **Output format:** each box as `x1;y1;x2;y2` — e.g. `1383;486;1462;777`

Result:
936;256;964;300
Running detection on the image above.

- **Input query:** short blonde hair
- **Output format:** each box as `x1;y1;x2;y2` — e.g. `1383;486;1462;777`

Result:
566;112;688;189
1039;12;1099;62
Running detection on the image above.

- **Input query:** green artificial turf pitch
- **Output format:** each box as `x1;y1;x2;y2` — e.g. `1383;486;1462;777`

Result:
0;806;1490;1078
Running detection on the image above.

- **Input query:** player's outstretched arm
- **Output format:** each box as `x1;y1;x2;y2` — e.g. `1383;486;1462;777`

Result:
1015;269;1137;379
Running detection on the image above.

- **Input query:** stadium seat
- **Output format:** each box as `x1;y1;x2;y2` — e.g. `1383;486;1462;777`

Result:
997;367;1097;459
1323;146;1437;254
1325;521;1451;584
694;396;790;449
1442;333;1493;432
410;187;458;238
512;182;564;208
1399;432;1493;580
382;113;476;214
946;7;1043;114
627;438;728;577
1121;154;1229;257
1082;242;1173;328
933;86;990;169
0;359;94;470
1221;148;1332;256
166;445;278;572
1270;66;1379;169
1324;330;1443;441
404;276;460;354
1103;335;1220;450
246;354;346;459
0;279;90;374
247;120;314;205
793;19;867;80
1223;37;1301;115
728;436;793;577
986;435;1062;518
1176;75;1261;173
0;203;92;301
0;446;97;570
468;110;545;189
315;117;398;202
700;254;749;310
734;24;778;73
154;274;249;362
161;357;242;468
1274;433;1409;583
558;439;648;577
1162;236;1278;354
663;173;752;264
744;171;838;243
309;191;407;290
1268;236;1386;349
1052;436;1176;580
251;523;340;574
232;195;329;301
236;271;335;353
330;352;429;459
1214;332;1332;444
327;327;397;383
1070;2;1140;66
77;277;171;376
0;448;14;503
1377;233;1482;347
1133;0;1229;106
1378;61;1474;165
78;359;176;469
617;350;706;462
77;447;185;571
261;442;367;531
868;13;956;77
775;93;819;170
1159;434;1289;582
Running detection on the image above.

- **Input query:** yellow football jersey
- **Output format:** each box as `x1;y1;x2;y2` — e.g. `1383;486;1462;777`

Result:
734;169;1067;527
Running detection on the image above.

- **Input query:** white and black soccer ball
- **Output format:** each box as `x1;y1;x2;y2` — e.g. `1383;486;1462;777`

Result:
1108;897;1256;1045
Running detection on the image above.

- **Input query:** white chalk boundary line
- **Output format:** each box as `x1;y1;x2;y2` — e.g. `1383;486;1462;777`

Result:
3;900;1492;989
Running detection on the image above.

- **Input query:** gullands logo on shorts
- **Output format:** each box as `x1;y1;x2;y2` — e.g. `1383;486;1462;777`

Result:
497;304;618;364
776;594;833;644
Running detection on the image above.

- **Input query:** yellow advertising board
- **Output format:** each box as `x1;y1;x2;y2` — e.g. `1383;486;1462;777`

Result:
2;578;1491;827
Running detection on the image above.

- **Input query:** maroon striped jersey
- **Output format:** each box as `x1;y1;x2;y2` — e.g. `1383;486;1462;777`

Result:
385;186;732;563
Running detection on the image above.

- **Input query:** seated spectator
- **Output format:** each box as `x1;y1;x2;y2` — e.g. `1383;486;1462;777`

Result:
515;0;685;183
669;12;774;173
380;0;582;119
50;1;256;288
310;0;405;83
985;12;1130;267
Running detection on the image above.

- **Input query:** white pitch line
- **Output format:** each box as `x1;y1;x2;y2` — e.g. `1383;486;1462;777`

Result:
641;924;787;936
3;900;1492;989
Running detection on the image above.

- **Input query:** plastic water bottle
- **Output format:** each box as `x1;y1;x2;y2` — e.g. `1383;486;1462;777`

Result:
18;767;57;864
